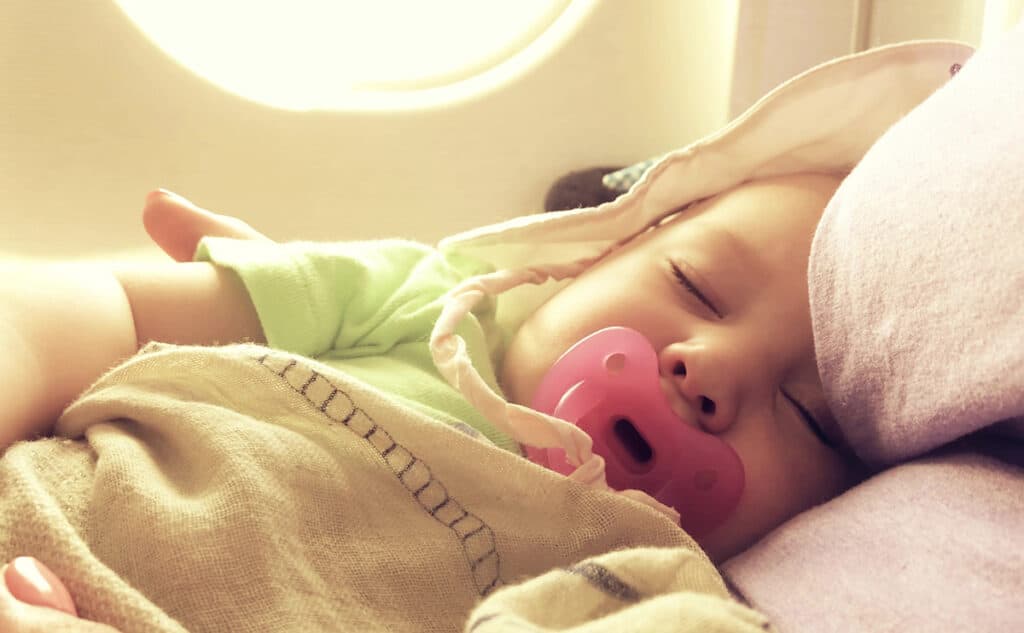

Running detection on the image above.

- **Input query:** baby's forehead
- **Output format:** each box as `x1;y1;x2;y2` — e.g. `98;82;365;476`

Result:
651;213;758;271
631;178;833;278
659;174;840;232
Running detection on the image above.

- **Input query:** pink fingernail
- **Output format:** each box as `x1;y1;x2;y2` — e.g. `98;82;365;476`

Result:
146;189;170;203
6;557;78;616
146;189;193;205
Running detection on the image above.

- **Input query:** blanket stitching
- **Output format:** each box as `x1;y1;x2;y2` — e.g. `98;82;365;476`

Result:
429;496;450;514
255;351;505;596
319;389;338;412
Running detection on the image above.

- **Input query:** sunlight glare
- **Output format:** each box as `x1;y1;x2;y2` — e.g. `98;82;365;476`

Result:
113;0;570;110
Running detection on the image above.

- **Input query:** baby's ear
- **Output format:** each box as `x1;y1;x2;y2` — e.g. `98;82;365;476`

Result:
143;190;272;262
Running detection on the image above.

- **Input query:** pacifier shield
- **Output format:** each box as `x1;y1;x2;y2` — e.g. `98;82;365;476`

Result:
529;326;745;537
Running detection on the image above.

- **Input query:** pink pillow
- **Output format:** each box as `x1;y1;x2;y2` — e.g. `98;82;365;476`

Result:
809;23;1024;468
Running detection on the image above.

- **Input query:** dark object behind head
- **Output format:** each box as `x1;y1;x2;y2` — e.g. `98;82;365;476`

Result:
543;166;623;212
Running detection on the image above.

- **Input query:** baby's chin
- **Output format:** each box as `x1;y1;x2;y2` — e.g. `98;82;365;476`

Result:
697;499;800;564
695;525;756;564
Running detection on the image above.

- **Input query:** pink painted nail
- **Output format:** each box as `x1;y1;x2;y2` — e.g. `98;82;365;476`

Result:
146;188;170;203
5;557;78;617
146;189;193;206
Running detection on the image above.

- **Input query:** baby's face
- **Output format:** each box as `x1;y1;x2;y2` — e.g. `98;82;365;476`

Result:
501;173;859;562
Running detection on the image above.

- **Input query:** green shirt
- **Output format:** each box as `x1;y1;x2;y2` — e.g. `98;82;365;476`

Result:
196;237;517;452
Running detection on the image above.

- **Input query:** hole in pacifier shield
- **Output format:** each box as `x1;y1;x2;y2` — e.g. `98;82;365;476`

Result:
612;417;654;468
604;352;626;373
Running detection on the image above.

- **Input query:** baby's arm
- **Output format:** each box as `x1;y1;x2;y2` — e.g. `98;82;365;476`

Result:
0;260;264;449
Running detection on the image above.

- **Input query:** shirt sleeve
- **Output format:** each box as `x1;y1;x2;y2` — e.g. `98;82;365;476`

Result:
194;237;493;360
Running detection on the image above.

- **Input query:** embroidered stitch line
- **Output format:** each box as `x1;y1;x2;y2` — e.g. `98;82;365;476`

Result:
254;351;504;596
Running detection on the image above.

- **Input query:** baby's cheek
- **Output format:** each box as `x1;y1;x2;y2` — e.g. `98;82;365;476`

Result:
697;462;794;562
732;438;810;528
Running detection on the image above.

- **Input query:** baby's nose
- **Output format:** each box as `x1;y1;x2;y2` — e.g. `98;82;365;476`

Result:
659;346;737;434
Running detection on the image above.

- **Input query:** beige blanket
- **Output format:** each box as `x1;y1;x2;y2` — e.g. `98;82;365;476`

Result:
0;344;767;632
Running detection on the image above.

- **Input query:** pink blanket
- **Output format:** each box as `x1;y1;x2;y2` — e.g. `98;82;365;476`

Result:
723;21;1024;633
726;443;1023;632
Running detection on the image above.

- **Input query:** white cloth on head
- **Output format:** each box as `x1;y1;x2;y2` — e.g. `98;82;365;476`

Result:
430;39;972;519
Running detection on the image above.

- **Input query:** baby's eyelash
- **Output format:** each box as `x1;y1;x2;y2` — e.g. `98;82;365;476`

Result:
782;390;835;449
669;260;723;318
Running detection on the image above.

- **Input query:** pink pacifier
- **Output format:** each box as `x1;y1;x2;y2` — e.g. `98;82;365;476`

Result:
527;327;745;537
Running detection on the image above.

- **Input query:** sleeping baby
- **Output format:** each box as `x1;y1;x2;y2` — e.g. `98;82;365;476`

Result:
0;172;859;632
0;39;967;633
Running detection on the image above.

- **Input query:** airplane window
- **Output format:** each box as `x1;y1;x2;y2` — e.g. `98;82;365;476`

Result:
113;0;571;110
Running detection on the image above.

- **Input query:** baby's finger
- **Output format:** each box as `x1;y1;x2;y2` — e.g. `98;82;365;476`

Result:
3;557;77;616
142;189;273;262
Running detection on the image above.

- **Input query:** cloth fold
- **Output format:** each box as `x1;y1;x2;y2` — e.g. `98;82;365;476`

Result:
467;547;769;633
1;343;751;632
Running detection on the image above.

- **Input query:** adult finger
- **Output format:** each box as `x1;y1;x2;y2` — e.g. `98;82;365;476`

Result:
3;557;76;616
142;190;273;262
0;559;121;632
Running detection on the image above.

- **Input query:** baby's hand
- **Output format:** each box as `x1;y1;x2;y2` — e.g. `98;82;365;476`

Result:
0;557;120;632
143;190;272;262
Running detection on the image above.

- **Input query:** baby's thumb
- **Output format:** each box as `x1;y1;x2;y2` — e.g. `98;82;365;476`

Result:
3;557;78;617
